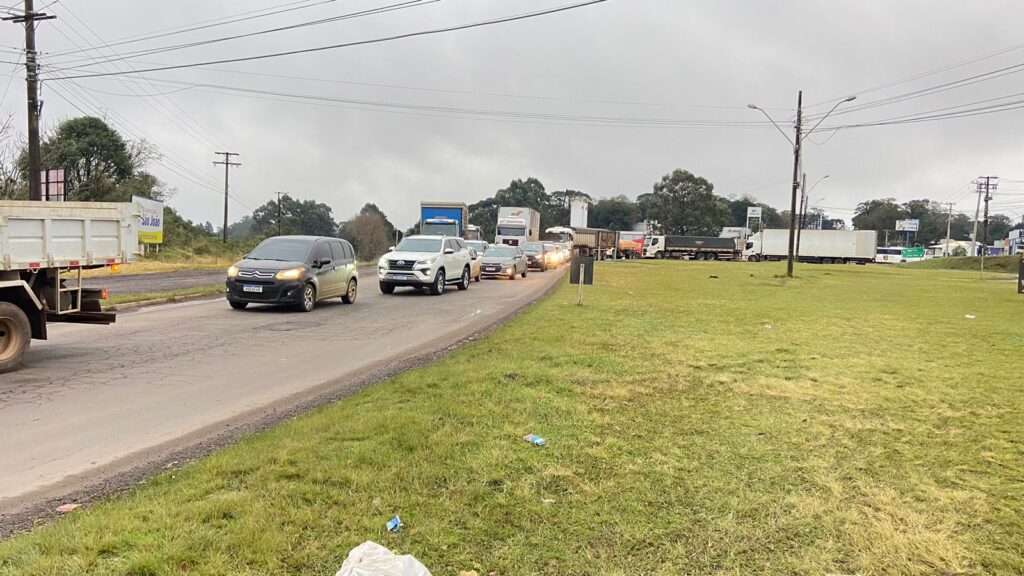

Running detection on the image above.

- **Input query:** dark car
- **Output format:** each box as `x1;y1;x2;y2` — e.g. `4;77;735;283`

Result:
521;241;550;271
226;236;359;312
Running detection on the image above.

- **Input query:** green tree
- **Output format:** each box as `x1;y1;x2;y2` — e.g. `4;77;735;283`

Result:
648;169;730;236
590;195;639;231
852;198;904;241
32;117;135;201
987;214;1014;242
251;196;337;237
727;195;786;229
469;177;555;242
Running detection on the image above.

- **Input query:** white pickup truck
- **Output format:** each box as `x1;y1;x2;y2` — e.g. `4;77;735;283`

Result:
0;201;138;372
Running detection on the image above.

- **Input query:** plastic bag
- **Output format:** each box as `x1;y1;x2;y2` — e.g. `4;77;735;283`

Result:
335;541;432;576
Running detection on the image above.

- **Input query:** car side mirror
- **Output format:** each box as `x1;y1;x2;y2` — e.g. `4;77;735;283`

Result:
444;248;455;255
388;246;395;252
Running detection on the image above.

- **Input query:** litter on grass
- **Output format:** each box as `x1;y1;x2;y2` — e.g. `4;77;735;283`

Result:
335;541;431;576
55;503;80;514
965;314;976;319
523;434;546;447
386;515;402;533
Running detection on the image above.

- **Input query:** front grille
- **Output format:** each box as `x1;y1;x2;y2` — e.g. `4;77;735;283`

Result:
388;259;416;271
238;269;276;279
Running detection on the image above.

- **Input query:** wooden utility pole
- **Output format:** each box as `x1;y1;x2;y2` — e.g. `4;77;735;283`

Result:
213;152;240;243
787;91;803;278
4;0;55;201
981;176;995;276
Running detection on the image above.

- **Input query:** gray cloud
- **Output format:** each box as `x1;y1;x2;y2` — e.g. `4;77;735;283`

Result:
13;0;1024;228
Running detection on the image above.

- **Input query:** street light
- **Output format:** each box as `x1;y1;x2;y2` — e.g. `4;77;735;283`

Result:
748;93;856;277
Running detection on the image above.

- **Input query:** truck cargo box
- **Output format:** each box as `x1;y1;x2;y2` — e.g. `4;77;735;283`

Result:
0;201;138;270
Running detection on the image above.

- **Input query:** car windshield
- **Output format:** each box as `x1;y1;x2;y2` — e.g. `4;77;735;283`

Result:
467;241;487;251
248;238;312;262
522;242;543;251
544;244;556;251
485;246;515;258
396;238;442;252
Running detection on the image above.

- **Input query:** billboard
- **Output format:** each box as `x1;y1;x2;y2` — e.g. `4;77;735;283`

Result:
133;196;165;244
570;200;589;228
896;219;920;232
747;206;762;219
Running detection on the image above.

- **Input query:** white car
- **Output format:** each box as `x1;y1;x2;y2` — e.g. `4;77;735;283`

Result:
378;235;474;295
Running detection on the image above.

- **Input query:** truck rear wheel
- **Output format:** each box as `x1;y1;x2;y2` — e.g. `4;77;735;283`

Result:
0;302;31;374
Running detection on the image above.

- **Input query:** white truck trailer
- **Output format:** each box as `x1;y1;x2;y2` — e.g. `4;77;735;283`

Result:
0;201;138;372
495;207;540;247
743;229;877;264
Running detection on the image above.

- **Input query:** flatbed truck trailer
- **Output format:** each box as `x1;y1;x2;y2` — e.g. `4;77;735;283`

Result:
0;201;138;373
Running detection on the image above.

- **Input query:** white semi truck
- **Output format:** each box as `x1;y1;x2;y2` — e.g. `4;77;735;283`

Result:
743;229;877;264
495;207;540;247
0;201;138;372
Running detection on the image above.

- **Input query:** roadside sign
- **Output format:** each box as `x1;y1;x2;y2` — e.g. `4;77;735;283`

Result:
570;255;594;285
896;219;920;232
132;196;164;244
901;247;925;259
747;206;762;219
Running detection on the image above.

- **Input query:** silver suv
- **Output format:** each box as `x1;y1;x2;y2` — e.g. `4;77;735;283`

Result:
378;235;473;295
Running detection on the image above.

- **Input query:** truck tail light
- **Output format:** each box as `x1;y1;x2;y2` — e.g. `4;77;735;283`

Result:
101;289;109;300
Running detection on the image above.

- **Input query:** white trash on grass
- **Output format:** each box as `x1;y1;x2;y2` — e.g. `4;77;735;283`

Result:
335;541;432;576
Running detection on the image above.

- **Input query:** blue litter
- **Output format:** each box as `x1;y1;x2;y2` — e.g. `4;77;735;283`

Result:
523;434;546;447
386;515;402;532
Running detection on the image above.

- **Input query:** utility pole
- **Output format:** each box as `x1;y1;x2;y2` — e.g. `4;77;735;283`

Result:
981;176;996;275
213;152;240;243
970;178;984;257
274;191;286;236
796;172;807;257
5;1;55;201
944;202;953;257
786;91;803;278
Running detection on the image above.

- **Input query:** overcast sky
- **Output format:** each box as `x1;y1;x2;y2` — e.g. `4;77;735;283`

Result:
5;0;1024;229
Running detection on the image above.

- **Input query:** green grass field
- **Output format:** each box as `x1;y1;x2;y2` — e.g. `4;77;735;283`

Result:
2;262;1021;575
905;255;1020;274
103;284;225;307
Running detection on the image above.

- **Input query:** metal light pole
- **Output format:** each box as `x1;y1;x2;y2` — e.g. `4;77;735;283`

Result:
749;95;855;277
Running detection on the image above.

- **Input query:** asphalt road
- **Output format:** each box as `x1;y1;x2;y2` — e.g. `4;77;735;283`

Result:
82;269;233;295
1;267;564;523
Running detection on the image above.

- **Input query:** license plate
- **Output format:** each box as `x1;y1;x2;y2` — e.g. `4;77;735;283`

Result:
391;274;410;280
243;285;263;293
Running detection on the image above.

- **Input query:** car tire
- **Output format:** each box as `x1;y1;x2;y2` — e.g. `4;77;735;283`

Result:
654;252;664;260
297;283;317;312
457;267;470;291
342;279;358;304
379;282;395;294
522;268;528;278
508;269;516;280
0;302;31;374
541;264;546;272
429;270;446;295
474;271;481;282
748;255;760;262
229;301;248;310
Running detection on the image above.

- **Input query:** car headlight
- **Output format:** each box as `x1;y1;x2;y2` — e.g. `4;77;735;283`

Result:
275;267;304;280
378;257;388;269
227;265;239;278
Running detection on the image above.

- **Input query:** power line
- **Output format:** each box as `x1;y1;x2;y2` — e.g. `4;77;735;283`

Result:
47;0;330;58
54;75;780;129
53;0;612;80
47;0;439;70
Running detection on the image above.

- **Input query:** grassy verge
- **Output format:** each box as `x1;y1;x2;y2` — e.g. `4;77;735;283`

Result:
2;263;1021;575
102;284;225;306
904;255;1020;273
82;259;233;279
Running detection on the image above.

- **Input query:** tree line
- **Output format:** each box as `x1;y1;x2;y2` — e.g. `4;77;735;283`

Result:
4;116;1017;261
